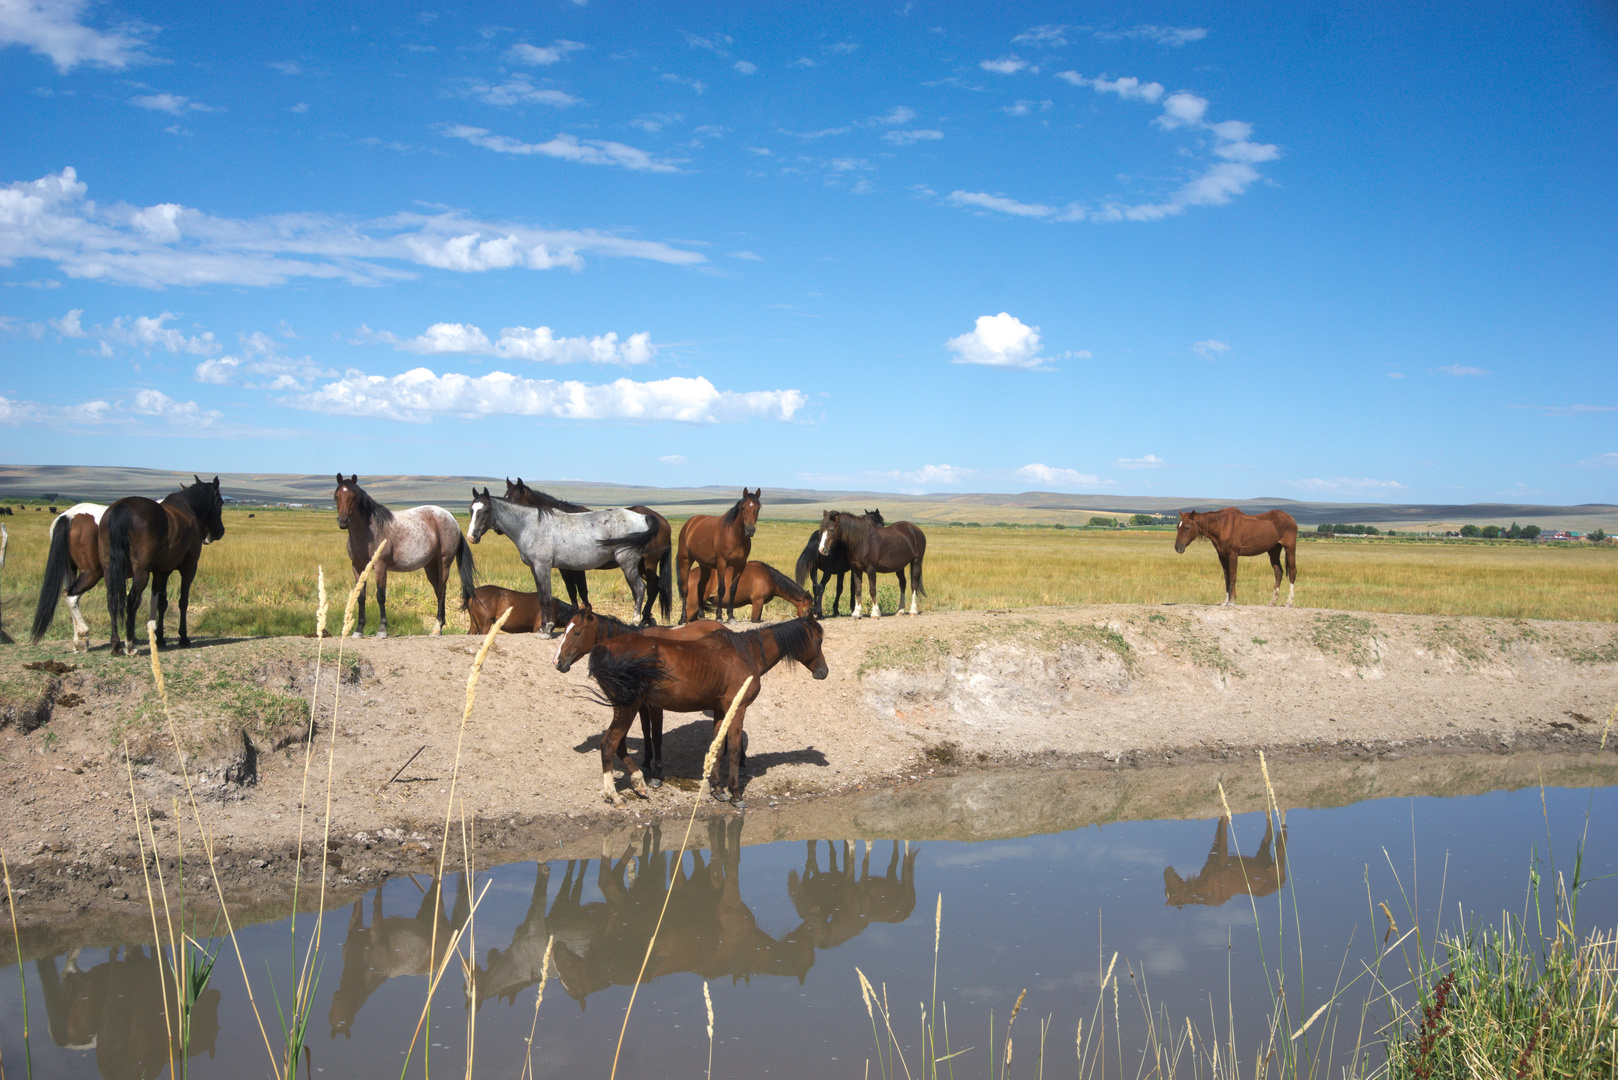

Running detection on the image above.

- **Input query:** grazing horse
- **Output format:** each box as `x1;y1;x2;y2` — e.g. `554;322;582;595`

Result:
794;509;885;618
677;488;762;623
505;478;673;626
101;477;225;655
585;616;828;804
31;502;108;649
817;510;927;618
553;606;727;784
466;585;577;635
334;475;476;637
1174;508;1298;606
1163;816;1288;908
701;560;813;622
467;488;660;636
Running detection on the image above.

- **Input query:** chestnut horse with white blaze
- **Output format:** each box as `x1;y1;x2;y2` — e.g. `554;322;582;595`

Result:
1173;508;1297;606
677;488;761;622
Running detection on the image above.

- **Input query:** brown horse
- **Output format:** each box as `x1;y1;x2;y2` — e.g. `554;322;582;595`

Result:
794;509;884;618
553;606;727;784
788;839;919;950
101;478;225;655
30;502;108;649
817;510;927;618
1163;816;1288;908
466;585;577;635
585;616;827;804
334;474;476;637
505;477;674;625
1174;508;1297;606
677;488;761;622
701;560;813;621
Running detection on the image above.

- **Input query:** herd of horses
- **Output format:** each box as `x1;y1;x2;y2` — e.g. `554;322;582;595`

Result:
27;473;1299;804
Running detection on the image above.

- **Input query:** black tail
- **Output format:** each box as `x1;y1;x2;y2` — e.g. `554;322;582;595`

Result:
794;532;820;588
656;542;673;623
30;518;74;643
587;647;666;706
104;503;134;640
912;552;926;596
454;533;477;610
607;521;661;558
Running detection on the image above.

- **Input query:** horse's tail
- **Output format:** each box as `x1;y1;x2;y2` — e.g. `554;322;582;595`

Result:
454;532;477;610
104;502;134;638
794;532;820;588
30;517;75;642
607;520;661;558
466;587;492;634
911;530;927;596
586;647;666;707
656;541;673;623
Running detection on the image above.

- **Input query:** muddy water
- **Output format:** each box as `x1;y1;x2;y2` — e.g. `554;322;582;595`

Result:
4;773;1616;1079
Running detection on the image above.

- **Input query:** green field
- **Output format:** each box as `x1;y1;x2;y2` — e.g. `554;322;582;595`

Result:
4;508;1615;645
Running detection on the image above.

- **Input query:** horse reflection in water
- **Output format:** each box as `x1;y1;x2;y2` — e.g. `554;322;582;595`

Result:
1164;816;1288;909
789;840;920;949
330;874;472;1036
36;946;221;1080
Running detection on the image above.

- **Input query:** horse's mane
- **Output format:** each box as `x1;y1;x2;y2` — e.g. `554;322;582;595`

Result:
834;511;874;542
347;484;394;525
514;481;591;515
765;617;817;661
168;481;219;522
586;610;641;639
760;562;807;601
721;497;746;527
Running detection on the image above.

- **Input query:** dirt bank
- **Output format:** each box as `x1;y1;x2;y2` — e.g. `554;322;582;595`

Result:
3;604;1615;946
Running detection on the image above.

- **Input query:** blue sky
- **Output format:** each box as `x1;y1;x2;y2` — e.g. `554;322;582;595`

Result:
1;1;1615;503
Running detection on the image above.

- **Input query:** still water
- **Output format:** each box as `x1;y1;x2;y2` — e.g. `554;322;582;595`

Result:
4;779;1615;1079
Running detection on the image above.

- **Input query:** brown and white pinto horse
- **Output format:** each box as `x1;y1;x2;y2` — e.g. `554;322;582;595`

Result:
31;502;108;649
334;475;476;637
101;478;226;655
677;488;761;623
817;510;926;618
1174;508;1297;606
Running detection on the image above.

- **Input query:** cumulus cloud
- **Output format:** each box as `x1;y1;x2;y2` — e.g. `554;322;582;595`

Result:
1437;364;1486;377
1093;25;1207;46
46;308;220;354
373;321;655;365
194;334;334;389
733;60;756;74
980;55;1028;74
0;0;157;72
945;312;1055;370
1017;463;1103;487
872;464;973;492
130;93;220;115
1;388;220;428
0;394;42;423
1577;452;1618;469
0;167;705;287
1116;454;1166;469
284;368;806;424
659;454;688;465
1056;72;1163;102
441;124;682;172
461;76;579;108
507;39;585;66
1192;339;1229;360
128;388;222;425
947;191;1054;218
882;128;942;146
1288;477;1407;494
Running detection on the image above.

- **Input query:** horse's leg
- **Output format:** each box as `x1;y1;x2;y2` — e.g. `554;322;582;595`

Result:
722;703;751;803
352;572;367;638
1267;546;1283;607
894;567;908;616
177;559;196;647
561;569;589;609
425;555;447;634
373;566;390;637
150;572;168;649
1219;550;1237;606
848;567;862;619
640;706;664;786
866;570;881;618
1284;542;1297;607
599;706;645;805
533;562;557;637
717;563;735;622
831;571;844;617
66;565;101;652
127;568;150;655
620;558;647;625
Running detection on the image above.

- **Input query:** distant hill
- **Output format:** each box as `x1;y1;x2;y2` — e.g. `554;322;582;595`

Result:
1;464;1613;530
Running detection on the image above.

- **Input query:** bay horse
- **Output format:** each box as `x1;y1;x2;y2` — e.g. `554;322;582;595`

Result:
102;477;226;655
467;488;660;636
1174;508;1297;606
31;502;108;649
584;616;827;804
794;509;885;618
676;488;761;623
1163;815;1287;908
552;606;727;784
817;510;927;618
334;475;476;637
505;477;673;625
465;585;577;635
701;560;813;622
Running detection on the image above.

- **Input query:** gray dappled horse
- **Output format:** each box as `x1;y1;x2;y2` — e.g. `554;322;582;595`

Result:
466;488;661;636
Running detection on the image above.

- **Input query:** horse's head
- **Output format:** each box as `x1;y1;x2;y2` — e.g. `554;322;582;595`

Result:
817;510;842;556
504;477;530;503
792;617;829;680
738;488;761;537
467;488;497;543
554;607;596;673
333;474;361;530
865;508;885;527
193;475;226;544
1174;511;1201;554
788;590;815;620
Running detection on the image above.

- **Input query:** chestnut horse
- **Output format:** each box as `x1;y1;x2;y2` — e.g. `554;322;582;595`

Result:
794;509;884;618
466;585;578;635
700;560;813;622
504;478;673;625
584;616;827;804
31;502;108;649
817;510;927;618
102;477;226;655
334;475;476;637
677;488;761;622
1163;816;1287;908
1174;508;1297;606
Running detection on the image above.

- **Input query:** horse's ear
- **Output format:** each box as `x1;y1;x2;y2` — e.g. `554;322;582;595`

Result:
212;476;219;488
336;473;343;484
349;475;358;485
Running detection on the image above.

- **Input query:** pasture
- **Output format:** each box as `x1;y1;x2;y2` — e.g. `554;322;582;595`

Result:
4;507;1615;646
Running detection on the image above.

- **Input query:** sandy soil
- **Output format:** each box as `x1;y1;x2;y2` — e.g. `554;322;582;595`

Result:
3;603;1615;946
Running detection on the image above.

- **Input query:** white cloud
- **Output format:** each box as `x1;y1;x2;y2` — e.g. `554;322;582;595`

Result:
1192;339;1229;360
506;39;585;66
1017;463;1103;487
1000;99;1052;116
1057;72;1163;102
726;250;762;260
1013;25;1071;46
659;73;706;94
49;307;85;336
947;190;1054;218
946;312;1052;370
873;464;973;492
1155;92;1208;130
0;394;42;423
0;167;706;288
1437;364;1487;377
1577;452;1618;469
0;0;156;72
441;124;682;172
791;56;815;68
659;454;688;465
195;350;333;390
128;388;222;425
980;55;1028;75
733;60;756;74
130;93;220;115
883;129;942;146
1288;477;1407;494
268;60;300;75
629;112;681;133
379;321;656;365
1510;404;1617;417
868;106;916;126
1093;25;1207;46
284;368;806;424
462;76;579;108
104;311;219;354
1116;454;1166;469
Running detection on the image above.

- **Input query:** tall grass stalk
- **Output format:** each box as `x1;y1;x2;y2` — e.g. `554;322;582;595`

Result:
518;937;555;1080
1;841;32;1080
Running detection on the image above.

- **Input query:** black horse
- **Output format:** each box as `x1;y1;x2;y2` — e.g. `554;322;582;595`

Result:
794;509;883;617
103;476;226;655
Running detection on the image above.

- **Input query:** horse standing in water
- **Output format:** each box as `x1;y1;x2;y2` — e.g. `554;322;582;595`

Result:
794;509;884;617
101;477;226;655
504;478;673;625
817;510;927;618
1173;508;1297;606
30;502;108;649
334;475;476;637
677;489;761;622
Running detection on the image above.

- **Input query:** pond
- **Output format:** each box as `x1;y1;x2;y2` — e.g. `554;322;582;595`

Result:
3;763;1615;1079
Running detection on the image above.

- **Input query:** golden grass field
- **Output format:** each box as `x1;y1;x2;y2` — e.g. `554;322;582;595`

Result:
3;507;1615;643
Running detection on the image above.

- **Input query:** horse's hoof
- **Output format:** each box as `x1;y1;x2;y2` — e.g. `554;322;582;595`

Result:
710;786;730;802
374;630;388;639
731;798;745;809
648;777;663;788
351;632;362;640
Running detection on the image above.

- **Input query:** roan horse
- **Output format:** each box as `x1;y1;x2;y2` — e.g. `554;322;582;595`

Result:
677;488;762;622
102;477;226;655
467;488;661;636
31;502;108;649
584;616;828;804
505;478;673;626
334;475;476;637
794;509;885;618
817;510;927;618
700;560;813;622
1174;508;1298;606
